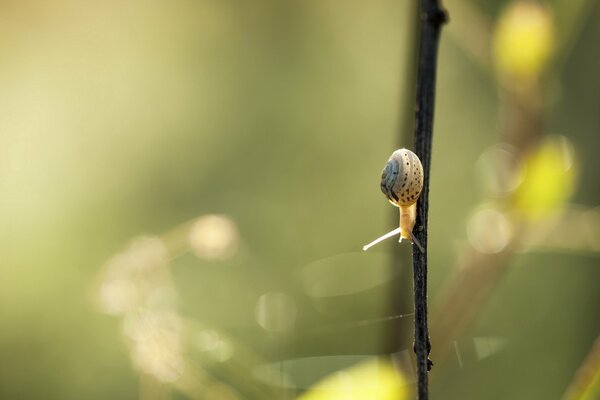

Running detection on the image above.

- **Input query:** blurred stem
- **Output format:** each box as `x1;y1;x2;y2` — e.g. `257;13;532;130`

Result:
411;1;447;399
554;0;598;75
562;334;600;400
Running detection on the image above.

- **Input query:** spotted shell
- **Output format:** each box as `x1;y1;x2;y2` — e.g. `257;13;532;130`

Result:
380;148;423;207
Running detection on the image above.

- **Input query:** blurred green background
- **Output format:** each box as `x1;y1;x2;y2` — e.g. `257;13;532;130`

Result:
0;0;598;399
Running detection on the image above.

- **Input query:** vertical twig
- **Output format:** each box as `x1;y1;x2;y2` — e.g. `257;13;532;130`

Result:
412;0;447;399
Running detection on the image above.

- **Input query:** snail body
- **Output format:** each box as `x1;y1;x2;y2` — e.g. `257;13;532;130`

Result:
363;148;424;252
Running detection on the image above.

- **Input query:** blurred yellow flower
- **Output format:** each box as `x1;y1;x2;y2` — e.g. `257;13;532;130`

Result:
514;136;577;218
493;1;554;81
298;359;409;400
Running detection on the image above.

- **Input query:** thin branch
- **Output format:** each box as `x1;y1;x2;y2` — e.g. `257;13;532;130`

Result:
412;1;447;399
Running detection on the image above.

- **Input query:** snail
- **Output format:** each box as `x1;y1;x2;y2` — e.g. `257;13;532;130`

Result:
363;148;425;252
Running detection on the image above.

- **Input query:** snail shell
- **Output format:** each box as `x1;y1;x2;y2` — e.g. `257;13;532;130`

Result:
380;148;424;207
363;148;425;252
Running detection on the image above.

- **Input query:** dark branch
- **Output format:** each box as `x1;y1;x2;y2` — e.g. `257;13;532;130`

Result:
412;1;447;399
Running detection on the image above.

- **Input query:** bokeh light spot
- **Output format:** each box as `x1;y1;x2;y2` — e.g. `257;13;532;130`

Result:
195;330;234;362
255;292;297;334
189;214;239;261
473;337;507;360
476;144;524;196
467;208;512;254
